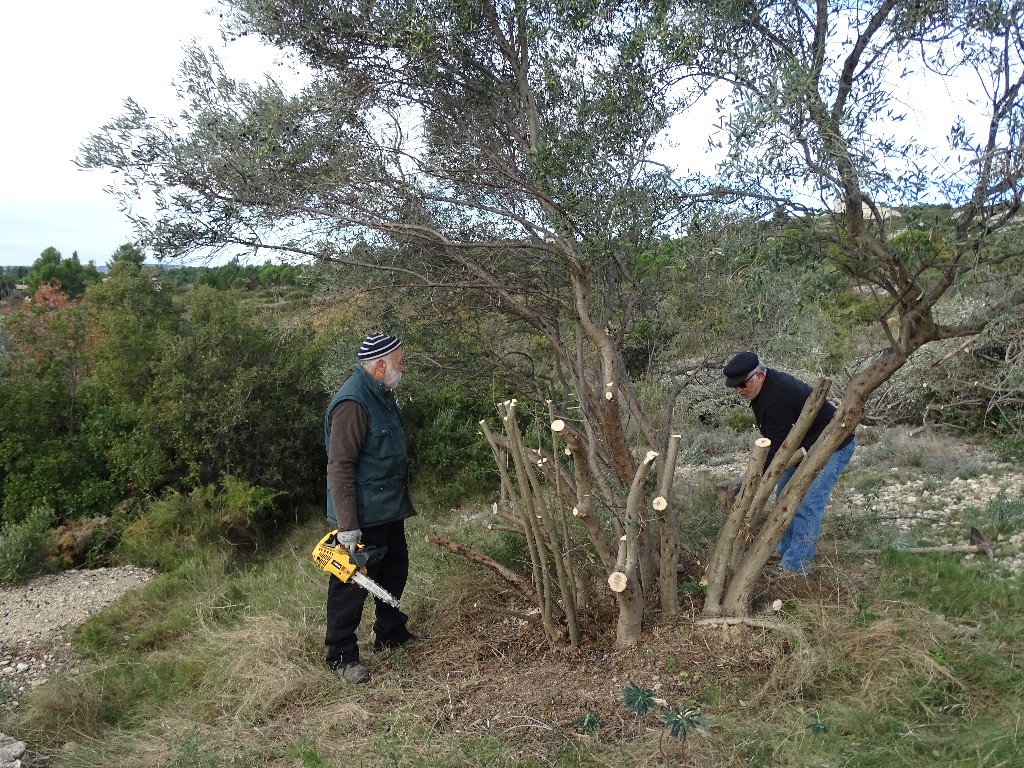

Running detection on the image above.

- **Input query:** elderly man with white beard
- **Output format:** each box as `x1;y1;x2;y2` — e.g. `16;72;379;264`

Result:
323;333;420;683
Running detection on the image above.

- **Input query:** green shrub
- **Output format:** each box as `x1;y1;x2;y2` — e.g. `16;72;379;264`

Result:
722;406;755;433
994;435;1024;462
487;530;532;574
0;505;56;584
403;384;500;507
973;492;1024;539
830;289;889;325
115;477;283;570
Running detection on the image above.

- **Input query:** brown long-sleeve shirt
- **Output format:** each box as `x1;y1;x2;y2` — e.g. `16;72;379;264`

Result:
326;400;368;532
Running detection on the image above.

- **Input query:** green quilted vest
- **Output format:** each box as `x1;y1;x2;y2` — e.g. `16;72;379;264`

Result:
324;366;416;527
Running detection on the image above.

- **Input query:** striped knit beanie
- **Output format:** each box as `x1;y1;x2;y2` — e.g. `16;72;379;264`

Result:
357;333;403;362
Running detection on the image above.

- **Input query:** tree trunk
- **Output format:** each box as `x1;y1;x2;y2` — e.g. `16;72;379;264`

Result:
656;434;682;616
704;380;831;618
702;438;771;614
611;450;659;646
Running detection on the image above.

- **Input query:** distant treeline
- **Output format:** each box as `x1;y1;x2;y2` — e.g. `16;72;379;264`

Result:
161;258;307;291
1;245;306;299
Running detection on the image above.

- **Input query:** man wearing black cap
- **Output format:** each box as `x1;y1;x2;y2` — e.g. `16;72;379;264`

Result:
323;333;418;683
723;351;855;575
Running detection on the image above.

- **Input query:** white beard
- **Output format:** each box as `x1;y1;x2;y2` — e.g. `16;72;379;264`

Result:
383;360;403;389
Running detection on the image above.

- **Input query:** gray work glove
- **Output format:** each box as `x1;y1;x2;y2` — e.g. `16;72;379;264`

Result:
335;529;362;552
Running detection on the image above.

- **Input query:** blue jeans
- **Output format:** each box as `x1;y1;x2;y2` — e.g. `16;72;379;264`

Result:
775;439;855;573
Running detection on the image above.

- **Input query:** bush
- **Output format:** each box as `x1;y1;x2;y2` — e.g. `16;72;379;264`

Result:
0;505;56;585
402;384;500;508
115;477;283;570
974;492;1024;539
995;435;1024;462
722;406;755;433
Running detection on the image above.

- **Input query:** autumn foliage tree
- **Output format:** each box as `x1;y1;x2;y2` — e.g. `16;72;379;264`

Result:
0;282;102;522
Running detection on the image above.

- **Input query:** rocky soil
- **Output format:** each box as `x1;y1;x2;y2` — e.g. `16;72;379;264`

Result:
1;566;157;765
1;566;156;715
836;465;1024;572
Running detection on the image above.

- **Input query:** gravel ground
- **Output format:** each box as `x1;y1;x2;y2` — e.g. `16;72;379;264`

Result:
0;566;156;715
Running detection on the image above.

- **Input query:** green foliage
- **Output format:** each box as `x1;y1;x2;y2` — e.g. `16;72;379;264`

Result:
663;705;707;741
807;716;829;737
679;580;707;599
890;228;943;273
574;710;602;735
487;530;532;574
155;260;307;292
114;477;282;570
622;682;656;714
0;282;112;523
0;505;56;584
0;264;31;287
1;271;324;531
402;383;498;507
722;406;755;433
622;682;707;745
878;554;1024;635
24;247;102;298
106;243;146;274
830;289;888;326
972;491;1024;541
994;434;1024;461
142;286;323;495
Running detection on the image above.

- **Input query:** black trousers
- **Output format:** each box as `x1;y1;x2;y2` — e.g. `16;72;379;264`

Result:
325;518;410;665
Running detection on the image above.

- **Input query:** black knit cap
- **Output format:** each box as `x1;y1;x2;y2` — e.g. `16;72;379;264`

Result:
357;333;403;362
723;351;760;387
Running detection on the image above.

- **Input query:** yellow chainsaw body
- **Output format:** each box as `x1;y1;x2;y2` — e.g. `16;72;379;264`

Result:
311;530;360;582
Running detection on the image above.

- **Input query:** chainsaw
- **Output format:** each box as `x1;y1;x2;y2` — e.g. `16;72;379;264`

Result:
311;530;402;608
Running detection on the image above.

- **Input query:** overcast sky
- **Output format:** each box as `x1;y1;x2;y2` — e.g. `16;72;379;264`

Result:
0;1;280;267
0;2;975;269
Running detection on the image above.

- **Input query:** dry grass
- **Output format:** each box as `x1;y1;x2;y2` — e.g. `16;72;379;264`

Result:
8;434;1024;767
852;425;1002;478
11;545;1020;767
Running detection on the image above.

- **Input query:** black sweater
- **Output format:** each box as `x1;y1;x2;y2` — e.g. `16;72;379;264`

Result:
750;368;853;466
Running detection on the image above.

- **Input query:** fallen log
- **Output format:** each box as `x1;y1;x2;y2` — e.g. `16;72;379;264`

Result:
854;526;994;559
425;534;542;603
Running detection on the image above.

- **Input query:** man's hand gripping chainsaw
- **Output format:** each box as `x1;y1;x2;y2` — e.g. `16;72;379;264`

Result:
311;530;401;608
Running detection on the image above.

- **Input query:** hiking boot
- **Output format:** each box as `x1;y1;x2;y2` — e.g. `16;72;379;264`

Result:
773;564;811;578
329;660;370;684
373;633;423;654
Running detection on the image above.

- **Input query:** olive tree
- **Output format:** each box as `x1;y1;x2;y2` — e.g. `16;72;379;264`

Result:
79;0;716;646
682;0;1024;617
